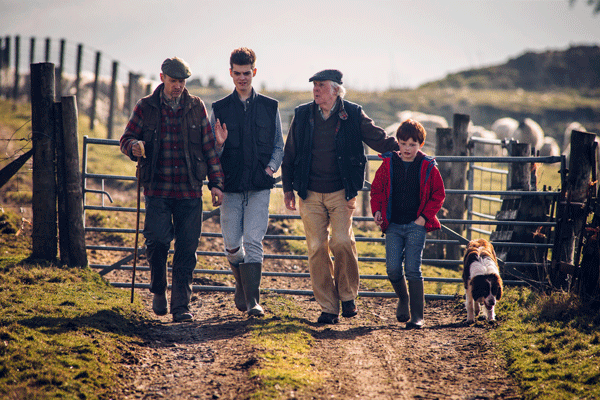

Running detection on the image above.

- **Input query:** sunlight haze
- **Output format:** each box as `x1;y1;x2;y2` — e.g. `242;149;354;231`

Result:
1;0;598;91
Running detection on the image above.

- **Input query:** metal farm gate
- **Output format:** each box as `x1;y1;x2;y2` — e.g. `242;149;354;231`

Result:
82;136;563;300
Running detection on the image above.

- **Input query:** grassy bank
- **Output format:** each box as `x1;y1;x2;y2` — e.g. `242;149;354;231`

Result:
2;213;600;398
0;225;153;399
492;288;600;399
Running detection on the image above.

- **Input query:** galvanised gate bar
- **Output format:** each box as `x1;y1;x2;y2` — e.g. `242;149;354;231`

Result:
82;136;563;300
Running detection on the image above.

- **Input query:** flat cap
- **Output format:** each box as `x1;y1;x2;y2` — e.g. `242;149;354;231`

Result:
309;69;343;85
161;57;192;79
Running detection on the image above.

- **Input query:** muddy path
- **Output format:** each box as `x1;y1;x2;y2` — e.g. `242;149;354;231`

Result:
96;218;522;399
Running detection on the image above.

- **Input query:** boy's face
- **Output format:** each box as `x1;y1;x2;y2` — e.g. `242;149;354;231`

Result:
230;63;256;94
398;137;423;162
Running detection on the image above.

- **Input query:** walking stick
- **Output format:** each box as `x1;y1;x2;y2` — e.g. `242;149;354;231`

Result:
131;144;144;303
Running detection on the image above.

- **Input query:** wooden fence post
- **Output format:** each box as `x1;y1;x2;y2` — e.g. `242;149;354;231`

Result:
75;44;83;109
54;100;68;265
59;96;88;267
29;37;35;64
30;62;57;261
44;37;50;62
107;60;118;139
90;51;101;130
435;127;453;259
27;37;35;102
440;114;470;260
13;35;20;105
4;36;10;99
507;141;531;190
56;38;65;97
551;130;597;289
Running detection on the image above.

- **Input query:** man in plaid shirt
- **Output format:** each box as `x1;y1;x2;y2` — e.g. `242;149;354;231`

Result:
120;57;224;323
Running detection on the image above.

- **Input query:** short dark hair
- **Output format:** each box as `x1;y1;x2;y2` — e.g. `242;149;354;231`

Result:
230;47;256;68
396;119;426;144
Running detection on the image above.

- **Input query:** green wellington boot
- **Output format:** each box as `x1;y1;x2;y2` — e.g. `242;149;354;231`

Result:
230;263;247;312
239;262;265;317
406;279;424;329
390;277;410;323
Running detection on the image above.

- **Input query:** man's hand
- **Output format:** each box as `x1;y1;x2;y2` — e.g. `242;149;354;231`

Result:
214;118;228;149
374;210;383;226
265;166;274;177
211;187;223;207
132;141;146;158
284;191;296;211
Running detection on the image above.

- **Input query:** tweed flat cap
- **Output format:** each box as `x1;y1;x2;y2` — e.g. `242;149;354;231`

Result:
161;57;192;79
309;69;343;84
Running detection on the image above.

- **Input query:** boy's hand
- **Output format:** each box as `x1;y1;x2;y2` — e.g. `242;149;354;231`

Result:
374;211;383;226
415;216;426;226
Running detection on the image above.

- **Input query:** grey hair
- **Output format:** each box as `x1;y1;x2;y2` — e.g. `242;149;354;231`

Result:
330;81;346;98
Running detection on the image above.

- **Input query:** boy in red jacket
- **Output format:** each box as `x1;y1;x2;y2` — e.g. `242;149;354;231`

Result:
370;119;445;328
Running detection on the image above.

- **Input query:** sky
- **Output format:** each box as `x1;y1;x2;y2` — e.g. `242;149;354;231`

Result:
1;0;599;91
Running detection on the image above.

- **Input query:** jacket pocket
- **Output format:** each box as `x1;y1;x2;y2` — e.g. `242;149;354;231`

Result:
256;117;272;147
138;156;151;183
252;162;276;189
189;127;208;181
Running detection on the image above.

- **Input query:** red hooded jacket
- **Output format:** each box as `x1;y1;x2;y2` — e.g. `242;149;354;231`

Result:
370;150;445;233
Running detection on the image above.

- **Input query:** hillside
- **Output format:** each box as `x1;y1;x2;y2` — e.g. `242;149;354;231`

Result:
242;45;600;142
423;45;600;92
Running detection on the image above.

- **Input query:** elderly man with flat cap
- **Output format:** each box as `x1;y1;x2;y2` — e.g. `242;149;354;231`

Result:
120;57;224;322
281;69;399;324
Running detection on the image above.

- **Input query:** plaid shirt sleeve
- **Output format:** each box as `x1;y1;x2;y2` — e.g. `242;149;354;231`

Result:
120;100;143;160
199;103;225;191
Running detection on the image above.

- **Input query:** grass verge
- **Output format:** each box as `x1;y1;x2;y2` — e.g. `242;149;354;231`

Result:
491;287;600;399
0;223;154;399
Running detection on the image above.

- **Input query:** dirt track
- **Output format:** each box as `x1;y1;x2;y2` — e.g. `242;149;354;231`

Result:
99;218;522;400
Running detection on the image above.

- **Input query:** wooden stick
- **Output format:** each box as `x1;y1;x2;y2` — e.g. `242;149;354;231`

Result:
131;161;141;303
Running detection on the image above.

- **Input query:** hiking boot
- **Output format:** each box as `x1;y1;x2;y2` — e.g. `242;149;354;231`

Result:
317;312;339;324
173;312;193;323
152;293;168;316
341;300;358;318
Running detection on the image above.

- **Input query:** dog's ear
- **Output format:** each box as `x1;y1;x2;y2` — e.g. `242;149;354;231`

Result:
494;277;503;300
490;246;498;262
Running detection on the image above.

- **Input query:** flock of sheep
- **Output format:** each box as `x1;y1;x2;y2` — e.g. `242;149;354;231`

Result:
385;111;589;159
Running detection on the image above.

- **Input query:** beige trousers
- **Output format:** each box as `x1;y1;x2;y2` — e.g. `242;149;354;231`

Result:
299;190;359;315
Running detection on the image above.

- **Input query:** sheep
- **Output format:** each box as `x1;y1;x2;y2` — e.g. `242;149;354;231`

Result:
539;136;561;157
491;117;519;141
513;118;545;152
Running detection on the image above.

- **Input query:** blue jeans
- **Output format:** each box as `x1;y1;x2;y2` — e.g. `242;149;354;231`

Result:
143;196;203;314
385;222;427;282
220;190;271;265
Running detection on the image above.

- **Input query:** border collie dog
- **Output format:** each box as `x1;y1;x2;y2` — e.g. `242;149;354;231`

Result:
462;239;503;322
